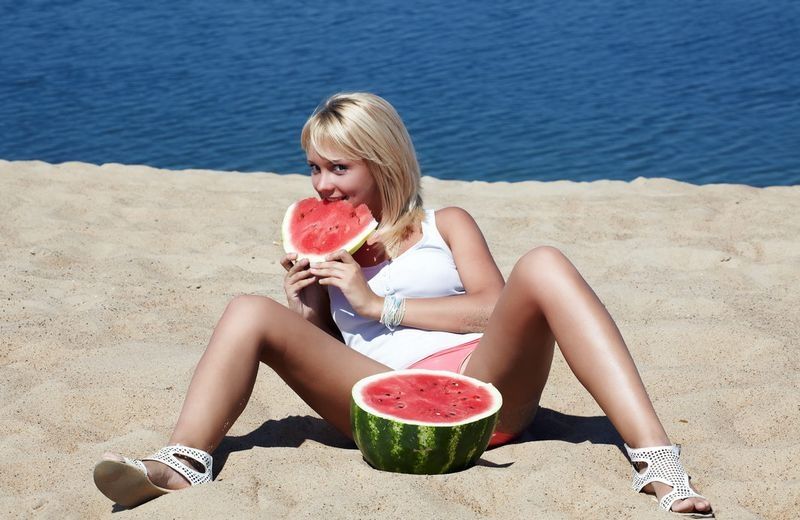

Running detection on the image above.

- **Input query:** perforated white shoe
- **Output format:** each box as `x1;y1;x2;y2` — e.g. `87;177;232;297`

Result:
93;445;213;508
624;443;713;517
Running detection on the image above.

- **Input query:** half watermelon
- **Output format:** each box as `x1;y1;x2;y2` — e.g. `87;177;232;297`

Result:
282;198;378;262
351;369;503;474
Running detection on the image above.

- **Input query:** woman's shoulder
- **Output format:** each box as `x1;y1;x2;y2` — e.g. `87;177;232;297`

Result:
433;206;478;226
432;207;481;244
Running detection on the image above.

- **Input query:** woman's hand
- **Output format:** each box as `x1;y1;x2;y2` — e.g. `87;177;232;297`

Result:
280;253;328;322
308;250;383;320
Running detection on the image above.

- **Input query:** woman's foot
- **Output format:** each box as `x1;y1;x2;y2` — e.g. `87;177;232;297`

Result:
94;445;213;507
647;477;713;515
100;452;193;490
626;444;714;517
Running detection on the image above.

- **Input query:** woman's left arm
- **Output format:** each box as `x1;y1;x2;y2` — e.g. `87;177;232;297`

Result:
309;207;505;333
395;207;505;333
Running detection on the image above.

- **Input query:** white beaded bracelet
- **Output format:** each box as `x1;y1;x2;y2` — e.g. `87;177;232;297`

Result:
380;294;406;331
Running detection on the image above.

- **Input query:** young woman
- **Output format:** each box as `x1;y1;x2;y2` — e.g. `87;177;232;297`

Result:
94;92;713;516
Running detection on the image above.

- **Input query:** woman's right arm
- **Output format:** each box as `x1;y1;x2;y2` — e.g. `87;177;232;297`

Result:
281;253;341;340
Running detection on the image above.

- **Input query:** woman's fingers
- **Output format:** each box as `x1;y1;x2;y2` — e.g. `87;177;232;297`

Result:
285;273;317;301
291;276;318;292
309;263;346;287
308;263;349;280
285;258;311;278
307;252;361;289
287;267;315;286
309;262;342;273
280;253;298;272
325;249;357;264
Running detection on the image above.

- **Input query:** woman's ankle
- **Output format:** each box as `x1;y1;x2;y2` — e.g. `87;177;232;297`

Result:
625;429;670;449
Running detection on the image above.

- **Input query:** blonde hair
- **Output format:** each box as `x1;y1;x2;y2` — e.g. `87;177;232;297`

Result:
301;92;425;258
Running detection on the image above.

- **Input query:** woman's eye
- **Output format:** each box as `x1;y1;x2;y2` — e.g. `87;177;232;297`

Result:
309;164;320;173
332;164;347;172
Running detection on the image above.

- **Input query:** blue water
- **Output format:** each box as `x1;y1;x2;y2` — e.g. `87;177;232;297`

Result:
1;1;799;186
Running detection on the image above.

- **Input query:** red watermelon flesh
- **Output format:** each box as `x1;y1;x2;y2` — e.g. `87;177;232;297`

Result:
282;198;377;262
360;371;495;423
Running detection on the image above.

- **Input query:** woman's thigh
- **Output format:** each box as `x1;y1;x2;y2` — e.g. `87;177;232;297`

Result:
462;248;572;434
226;295;391;436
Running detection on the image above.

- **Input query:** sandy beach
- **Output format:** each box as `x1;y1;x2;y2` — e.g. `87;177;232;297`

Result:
1;159;798;519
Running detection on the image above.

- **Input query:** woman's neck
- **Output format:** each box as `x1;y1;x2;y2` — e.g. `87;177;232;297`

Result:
353;241;388;267
354;223;424;266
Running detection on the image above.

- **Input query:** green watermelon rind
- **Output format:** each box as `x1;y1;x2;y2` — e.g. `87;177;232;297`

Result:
350;369;503;475
281;198;378;263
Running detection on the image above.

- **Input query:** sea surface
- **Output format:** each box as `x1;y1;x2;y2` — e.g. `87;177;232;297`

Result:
1;1;799;186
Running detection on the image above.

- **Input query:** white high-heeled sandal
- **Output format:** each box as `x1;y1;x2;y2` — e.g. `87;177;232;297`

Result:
93;445;213;508
624;443;713;517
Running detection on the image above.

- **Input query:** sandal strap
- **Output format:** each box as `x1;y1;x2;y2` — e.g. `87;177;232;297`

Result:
624;443;707;512
142;445;213;486
122;456;148;475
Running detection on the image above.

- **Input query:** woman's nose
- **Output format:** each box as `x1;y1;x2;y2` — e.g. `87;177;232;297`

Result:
315;171;335;193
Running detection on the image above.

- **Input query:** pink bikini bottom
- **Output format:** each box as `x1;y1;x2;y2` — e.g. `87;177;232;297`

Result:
407;338;517;448
408;338;481;373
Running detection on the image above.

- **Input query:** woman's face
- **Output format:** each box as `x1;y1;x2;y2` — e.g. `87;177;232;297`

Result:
307;147;382;219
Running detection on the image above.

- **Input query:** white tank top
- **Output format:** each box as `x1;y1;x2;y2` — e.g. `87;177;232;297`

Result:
328;209;481;369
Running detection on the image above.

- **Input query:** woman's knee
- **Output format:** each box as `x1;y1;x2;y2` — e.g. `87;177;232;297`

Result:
507;246;578;301
217;294;282;343
224;294;278;319
513;246;572;282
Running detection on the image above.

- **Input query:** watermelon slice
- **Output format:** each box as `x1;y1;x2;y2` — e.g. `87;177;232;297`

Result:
282;198;378;262
351;369;503;474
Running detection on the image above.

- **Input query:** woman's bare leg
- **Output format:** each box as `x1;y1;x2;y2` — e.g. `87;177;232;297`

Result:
463;246;711;514
106;294;389;490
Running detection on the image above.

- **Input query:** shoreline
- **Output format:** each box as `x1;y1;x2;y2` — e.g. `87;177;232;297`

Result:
1;159;798;518
5;158;797;189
